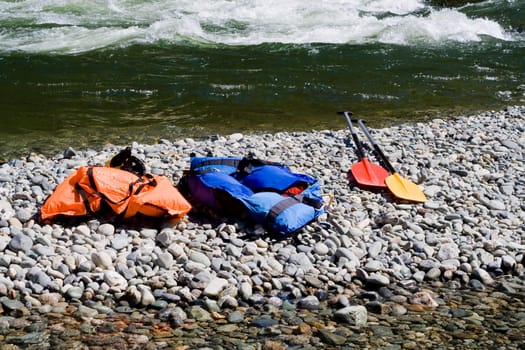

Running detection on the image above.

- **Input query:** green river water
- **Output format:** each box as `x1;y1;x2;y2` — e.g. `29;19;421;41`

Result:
0;0;524;159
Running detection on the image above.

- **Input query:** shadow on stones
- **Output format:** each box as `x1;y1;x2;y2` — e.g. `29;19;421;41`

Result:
346;170;392;197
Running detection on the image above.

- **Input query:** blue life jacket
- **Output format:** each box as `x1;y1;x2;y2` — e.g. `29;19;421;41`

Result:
180;156;326;235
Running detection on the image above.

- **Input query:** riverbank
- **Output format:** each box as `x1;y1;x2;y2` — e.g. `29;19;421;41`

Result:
0;106;524;349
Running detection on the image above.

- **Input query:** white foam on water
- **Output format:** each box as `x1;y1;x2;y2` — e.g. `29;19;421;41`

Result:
356;93;399;101
0;0;518;53
2;26;144;54
356;0;426;15
373;9;510;44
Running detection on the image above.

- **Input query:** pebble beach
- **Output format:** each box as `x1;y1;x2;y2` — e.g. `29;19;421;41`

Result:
0;106;524;349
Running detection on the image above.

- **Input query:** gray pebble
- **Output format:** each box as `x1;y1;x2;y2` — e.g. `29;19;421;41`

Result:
9;233;33;253
334;305;368;327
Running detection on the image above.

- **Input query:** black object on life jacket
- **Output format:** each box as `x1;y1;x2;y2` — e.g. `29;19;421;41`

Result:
106;146;146;176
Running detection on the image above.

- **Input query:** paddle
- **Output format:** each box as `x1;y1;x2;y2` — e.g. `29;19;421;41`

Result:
357;119;427;203
338;111;388;188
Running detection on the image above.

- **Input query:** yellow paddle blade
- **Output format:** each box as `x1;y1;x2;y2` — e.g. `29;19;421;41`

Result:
385;173;427;203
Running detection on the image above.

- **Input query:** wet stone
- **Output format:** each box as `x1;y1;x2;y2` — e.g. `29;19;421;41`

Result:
297;295;321;310
5;331;49;345
450;308;473;318
228;311;245;323
250;317;279;328
0;297;25;311
318;328;347;346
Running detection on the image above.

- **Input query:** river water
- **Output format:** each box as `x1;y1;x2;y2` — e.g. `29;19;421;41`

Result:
0;0;524;159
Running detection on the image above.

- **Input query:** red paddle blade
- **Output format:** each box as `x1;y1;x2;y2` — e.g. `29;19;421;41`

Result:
351;158;389;188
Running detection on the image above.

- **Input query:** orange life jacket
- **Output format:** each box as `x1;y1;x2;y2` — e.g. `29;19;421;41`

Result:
40;166;191;221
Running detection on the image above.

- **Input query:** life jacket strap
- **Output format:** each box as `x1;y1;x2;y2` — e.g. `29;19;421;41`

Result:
87;167;97;191
302;196;324;210
132;174;157;195
265;196;301;227
265;193;325;228
115;173;157;219
75;182;97;216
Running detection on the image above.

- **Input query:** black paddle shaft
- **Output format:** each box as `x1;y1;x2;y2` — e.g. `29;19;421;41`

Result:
339;111;366;161
357;119;396;174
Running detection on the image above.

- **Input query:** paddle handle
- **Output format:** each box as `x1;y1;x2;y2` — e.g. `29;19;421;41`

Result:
340;111;366;160
357;119;396;174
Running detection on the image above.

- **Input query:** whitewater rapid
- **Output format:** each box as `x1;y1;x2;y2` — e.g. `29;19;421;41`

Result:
0;0;517;54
